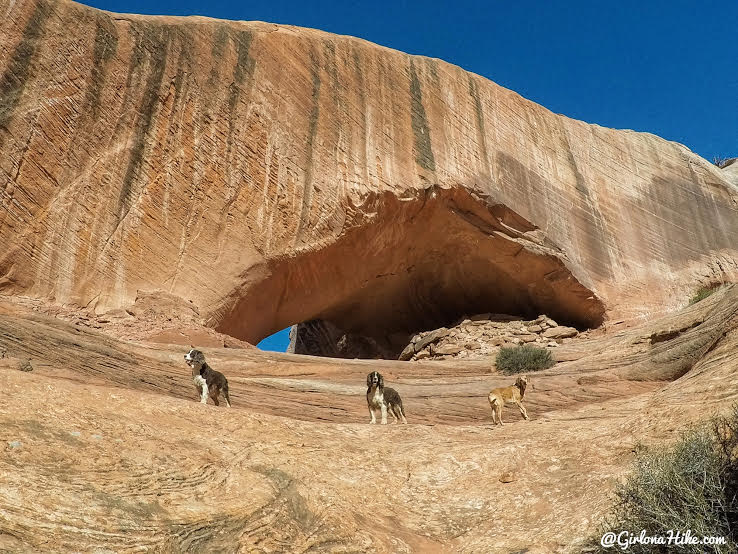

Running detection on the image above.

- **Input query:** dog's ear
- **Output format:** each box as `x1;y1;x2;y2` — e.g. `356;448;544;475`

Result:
366;373;372;387
379;373;384;389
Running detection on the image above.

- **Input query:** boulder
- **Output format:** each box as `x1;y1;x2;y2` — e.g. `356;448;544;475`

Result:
469;313;491;321
432;344;463;356
398;343;416;361
542;327;578;339
415;328;449;352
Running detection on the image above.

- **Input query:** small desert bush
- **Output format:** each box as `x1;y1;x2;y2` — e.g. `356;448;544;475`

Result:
495;345;554;375
689;285;718;305
584;406;738;553
713;156;736;169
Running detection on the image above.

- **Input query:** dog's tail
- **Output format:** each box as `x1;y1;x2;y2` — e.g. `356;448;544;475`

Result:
224;382;232;408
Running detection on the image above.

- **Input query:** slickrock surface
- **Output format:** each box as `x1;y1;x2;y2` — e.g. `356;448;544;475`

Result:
0;286;737;551
1;0;737;353
0;291;255;347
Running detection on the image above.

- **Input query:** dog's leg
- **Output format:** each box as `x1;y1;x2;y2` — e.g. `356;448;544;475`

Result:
393;405;405;424
200;383;209;404
224;384;232;408
496;404;504;425
388;404;398;424
489;398;498;425
194;384;201;401
369;405;376;424
209;385;221;406
399;404;407;424
380;403;388;425
516;401;529;420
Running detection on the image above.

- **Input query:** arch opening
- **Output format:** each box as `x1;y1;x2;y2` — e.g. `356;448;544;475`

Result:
214;186;605;359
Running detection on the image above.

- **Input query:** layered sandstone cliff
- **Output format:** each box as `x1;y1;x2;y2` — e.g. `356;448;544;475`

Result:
1;0;737;355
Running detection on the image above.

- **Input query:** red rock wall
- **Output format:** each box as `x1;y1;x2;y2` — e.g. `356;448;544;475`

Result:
1;0;736;343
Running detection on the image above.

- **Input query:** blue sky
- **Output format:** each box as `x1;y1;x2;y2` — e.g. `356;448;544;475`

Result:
78;0;736;351
256;327;291;352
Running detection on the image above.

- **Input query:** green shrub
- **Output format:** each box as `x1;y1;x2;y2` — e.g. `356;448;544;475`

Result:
583;406;738;553
495;345;554;375
689;286;718;305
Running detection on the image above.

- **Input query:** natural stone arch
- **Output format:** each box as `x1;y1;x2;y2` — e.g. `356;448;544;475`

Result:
212;186;605;358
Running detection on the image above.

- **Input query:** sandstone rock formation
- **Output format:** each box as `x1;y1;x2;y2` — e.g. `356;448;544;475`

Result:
1;283;737;551
2;1;738;549
1;0;737;358
722;159;738;186
0;292;254;347
398;313;580;361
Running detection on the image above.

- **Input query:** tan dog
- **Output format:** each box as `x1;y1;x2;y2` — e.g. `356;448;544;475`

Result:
488;376;529;425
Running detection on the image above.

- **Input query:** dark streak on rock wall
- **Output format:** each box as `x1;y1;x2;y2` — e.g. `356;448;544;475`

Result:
0;0;53;144
408;59;435;173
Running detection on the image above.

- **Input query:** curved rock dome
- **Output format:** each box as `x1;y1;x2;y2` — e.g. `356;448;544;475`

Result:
1;0;737;357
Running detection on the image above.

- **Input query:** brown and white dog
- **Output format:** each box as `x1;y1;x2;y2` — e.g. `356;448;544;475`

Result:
488;376;529;425
184;348;231;407
366;371;407;424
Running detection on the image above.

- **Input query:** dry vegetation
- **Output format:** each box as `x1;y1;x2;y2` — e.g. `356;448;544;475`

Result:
585;406;738;553
496;344;555;375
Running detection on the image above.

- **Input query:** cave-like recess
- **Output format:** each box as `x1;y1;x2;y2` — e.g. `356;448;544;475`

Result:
214;186;605;359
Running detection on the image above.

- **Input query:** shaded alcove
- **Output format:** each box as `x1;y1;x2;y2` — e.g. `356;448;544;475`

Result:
214;186;605;359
